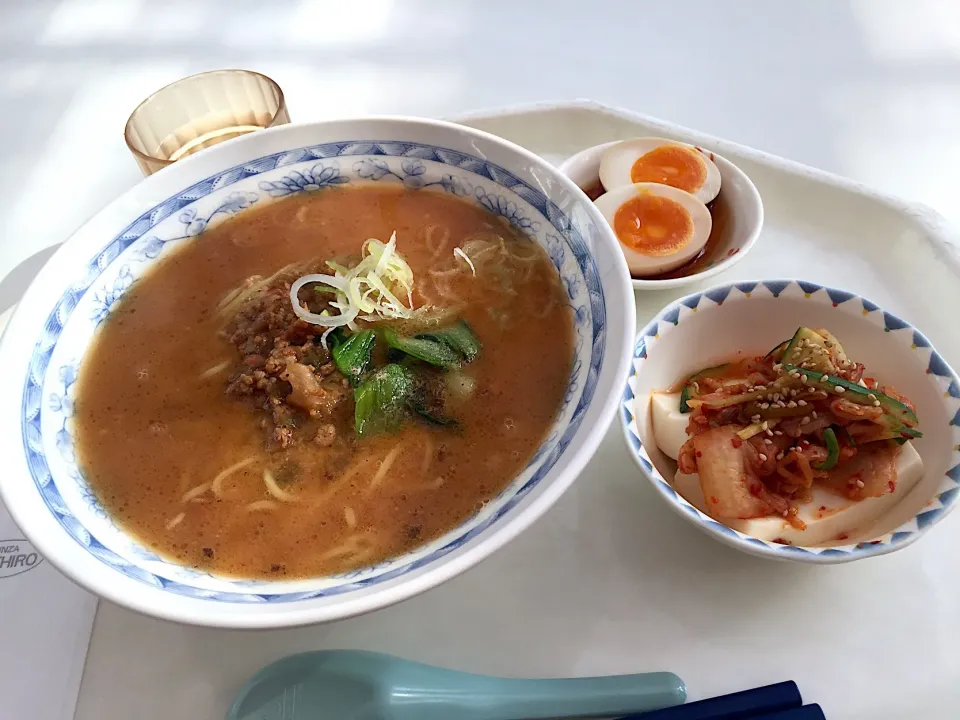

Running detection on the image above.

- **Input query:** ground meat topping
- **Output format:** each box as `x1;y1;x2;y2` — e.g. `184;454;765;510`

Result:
222;270;351;449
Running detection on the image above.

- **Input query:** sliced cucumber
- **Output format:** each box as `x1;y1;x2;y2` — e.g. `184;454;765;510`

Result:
764;340;790;361
679;364;730;413
743;399;808;419
782;364;920;430
890;425;924;441
817;328;851;368
782;327;837;374
737;418;780;440
815;427;840;470
847;422;921;444
697;374;805;410
839;425;856;448
872;428;919;443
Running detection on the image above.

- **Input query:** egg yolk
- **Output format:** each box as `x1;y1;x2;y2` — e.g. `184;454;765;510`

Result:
630;145;706;194
613;193;693;256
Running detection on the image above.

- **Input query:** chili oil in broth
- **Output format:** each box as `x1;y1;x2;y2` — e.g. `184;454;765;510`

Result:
74;185;574;579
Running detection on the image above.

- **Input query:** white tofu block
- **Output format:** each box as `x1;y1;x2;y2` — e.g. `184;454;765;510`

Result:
650;392;689;461
672;442;924;545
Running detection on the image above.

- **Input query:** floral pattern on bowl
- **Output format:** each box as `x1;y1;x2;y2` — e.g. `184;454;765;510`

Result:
21;140;613;602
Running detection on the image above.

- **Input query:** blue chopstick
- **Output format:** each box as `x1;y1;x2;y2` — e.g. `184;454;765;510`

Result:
754;705;825;720
617;680;801;720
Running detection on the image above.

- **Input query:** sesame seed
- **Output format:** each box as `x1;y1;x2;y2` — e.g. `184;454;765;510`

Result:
789;389;798;397
759;453;768;461
801;416;811;424
751;414;761;423
873;400;881;407
811;411;818;419
868;393;877;400
856;479;865;488
782;510;789;518
800;375;808;384
787;400;798;408
765;430;774;437
798;400;807;406
760;402;770;409
774;430;784;436
761;421;769;430
776;400;787;408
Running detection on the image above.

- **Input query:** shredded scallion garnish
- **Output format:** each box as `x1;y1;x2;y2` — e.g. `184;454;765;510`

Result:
454;247;476;276
289;231;416;346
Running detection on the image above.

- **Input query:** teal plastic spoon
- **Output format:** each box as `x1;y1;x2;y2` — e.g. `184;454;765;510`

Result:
226;650;685;720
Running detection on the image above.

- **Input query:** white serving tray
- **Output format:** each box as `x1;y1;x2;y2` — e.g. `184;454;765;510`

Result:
457;102;960;715
459;101;960;350
64;102;960;720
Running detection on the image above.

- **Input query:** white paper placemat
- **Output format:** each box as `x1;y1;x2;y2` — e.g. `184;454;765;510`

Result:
0;305;97;720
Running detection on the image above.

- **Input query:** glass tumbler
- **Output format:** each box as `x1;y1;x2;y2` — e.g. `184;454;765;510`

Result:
124;69;289;176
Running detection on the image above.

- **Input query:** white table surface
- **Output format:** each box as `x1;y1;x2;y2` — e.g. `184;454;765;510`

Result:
3;2;960;719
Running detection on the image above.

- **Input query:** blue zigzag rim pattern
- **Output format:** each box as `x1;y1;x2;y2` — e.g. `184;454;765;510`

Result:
621;279;960;561
20;140;607;602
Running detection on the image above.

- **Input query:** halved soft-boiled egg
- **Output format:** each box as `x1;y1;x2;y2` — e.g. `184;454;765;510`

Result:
594;182;712;276
599;137;721;204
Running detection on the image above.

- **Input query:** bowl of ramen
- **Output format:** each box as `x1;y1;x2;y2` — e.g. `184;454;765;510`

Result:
621;280;960;562
0;117;635;627
559;138;763;289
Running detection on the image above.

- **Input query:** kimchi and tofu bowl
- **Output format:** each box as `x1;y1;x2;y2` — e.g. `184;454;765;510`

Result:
622;281;960;562
0;118;635;625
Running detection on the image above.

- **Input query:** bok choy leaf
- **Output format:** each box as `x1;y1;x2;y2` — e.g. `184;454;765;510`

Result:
354;364;414;436
382;327;461;368
332;329;375;387
418;320;480;363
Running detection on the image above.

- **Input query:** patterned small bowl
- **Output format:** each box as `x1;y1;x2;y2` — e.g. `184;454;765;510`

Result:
620;279;960;563
559;140;763;291
0;117;636;627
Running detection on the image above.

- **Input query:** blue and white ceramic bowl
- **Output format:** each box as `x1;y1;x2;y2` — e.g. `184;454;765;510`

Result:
621;280;960;563
0;117;635;627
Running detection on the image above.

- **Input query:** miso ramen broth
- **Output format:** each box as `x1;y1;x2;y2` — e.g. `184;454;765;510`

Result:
74;185;574;579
